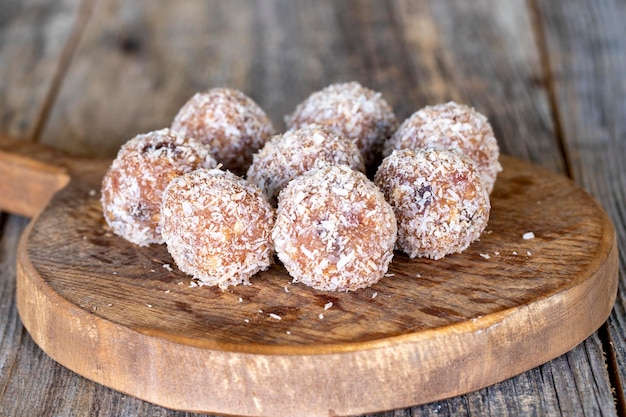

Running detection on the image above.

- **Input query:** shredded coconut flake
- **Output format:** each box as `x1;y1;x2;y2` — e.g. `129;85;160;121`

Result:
375;148;490;260
523;232;535;240
285;82;397;167
269;313;282;320
383;101;501;193
324;302;333;310
272;164;397;292
171;88;274;173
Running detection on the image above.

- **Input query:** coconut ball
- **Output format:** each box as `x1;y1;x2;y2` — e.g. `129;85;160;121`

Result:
160;169;274;288
375;148;490;260
383;101;501;193
171;88;274;174
246;126;365;205
285;81;397;168
273;164;397;292
100;128;217;246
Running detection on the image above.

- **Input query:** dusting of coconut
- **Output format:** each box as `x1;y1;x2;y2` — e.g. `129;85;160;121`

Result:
375;148;490;260
246;126;365;205
100;128;217;246
285;82;398;168
272;164;397;292
383;101;501;193
160;168;275;289
171;88;274;174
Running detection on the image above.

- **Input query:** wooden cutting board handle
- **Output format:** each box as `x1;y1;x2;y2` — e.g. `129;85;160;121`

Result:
0;135;98;218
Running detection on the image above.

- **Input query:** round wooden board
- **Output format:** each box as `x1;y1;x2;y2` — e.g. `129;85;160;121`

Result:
16;155;618;417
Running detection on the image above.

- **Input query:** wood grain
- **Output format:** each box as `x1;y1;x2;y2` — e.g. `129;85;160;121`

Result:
534;0;626;411
0;0;86;140
1;0;622;416
13;155;617;416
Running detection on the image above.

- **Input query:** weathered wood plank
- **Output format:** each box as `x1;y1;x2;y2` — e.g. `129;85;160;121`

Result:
535;0;626;411
2;0;618;416
381;1;616;414
39;0;362;157
0;0;85;141
0;214;210;416
387;0;566;172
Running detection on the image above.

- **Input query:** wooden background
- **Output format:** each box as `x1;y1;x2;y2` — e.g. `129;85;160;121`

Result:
0;0;624;416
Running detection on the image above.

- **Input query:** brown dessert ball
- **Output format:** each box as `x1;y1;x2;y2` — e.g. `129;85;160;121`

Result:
383;101;501;193
273;164;397;292
375;148;490;260
285;82;398;168
171;88;274;174
160;169;274;288
100;128;217;247
246;126;365;205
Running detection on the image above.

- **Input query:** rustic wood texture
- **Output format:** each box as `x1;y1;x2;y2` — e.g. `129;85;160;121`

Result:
9;153;618;416
0;0;624;416
535;0;626;412
0;0;89;141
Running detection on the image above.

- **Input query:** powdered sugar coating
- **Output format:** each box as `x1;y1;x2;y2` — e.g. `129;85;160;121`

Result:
100;128;217;246
285;82;398;168
383;102;501;193
171;88;274;174
375;148;490;260
273;164;397;292
246;126;365;205
160;169;275;288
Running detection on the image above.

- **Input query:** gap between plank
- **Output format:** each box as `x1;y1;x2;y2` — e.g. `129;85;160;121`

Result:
31;0;97;144
527;0;573;180
599;322;626;416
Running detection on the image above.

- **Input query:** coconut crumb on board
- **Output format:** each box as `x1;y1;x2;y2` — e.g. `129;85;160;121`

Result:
163;263;173;272
523;232;535;240
480;253;491;259
319;313;325;320
324;302;333;310
372;292;378;299
269;313;282;320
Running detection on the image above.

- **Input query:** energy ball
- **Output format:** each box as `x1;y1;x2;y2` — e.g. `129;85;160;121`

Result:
375;148;490;260
246;126;365;205
171;88;274;174
383;101;502;193
101;128;217;246
273;164;397;292
285;81;398;168
160;169;274;288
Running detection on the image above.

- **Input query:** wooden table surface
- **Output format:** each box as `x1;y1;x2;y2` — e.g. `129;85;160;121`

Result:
0;1;624;416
